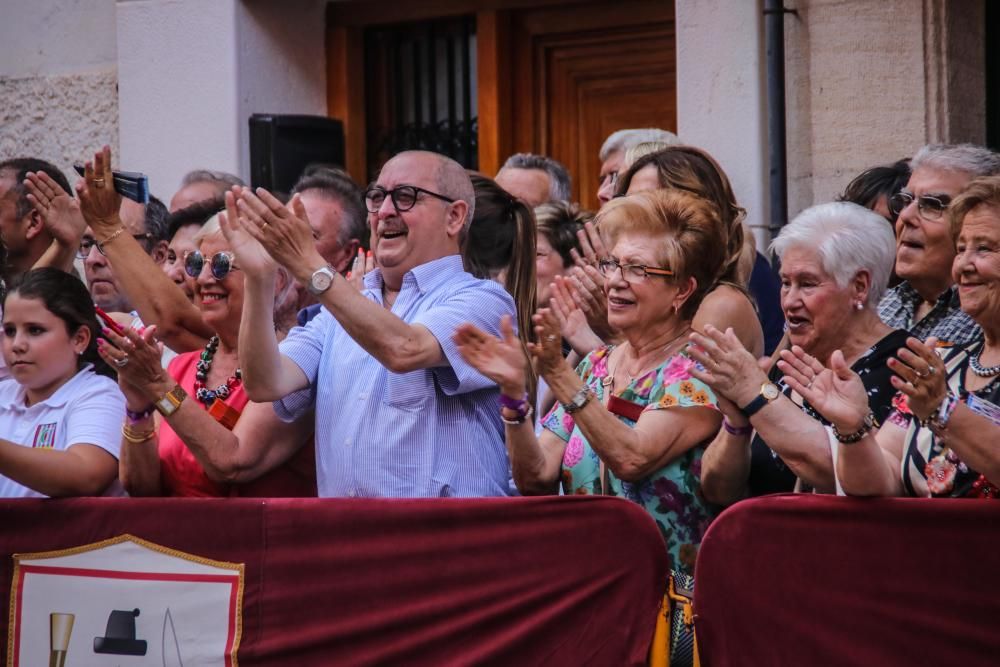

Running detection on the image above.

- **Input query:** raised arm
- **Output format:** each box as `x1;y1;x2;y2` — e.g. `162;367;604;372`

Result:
24;171;86;273
77;146;211;352
235;187;446;373
218;191;308;401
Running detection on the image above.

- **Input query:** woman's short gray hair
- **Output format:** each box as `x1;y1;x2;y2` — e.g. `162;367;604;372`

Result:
910;144;1000;178
770;201;896;308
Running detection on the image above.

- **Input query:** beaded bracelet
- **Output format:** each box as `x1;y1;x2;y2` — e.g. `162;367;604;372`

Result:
125;405;155;425
833;411;876;445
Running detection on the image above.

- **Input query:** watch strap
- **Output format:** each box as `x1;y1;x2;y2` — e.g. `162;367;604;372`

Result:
154;384;188;417
740;394;768;417
562;386;593;414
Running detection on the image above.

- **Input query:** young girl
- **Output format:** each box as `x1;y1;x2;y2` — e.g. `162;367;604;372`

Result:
0;268;124;497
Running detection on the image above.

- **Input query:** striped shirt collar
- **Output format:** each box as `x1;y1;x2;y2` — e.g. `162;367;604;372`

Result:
363;254;465;297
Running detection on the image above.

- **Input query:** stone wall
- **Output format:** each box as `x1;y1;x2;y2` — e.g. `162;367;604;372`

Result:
0;0;119;184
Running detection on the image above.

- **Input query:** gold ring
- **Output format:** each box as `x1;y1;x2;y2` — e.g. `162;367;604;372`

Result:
93;178;106;188
261;222;269;232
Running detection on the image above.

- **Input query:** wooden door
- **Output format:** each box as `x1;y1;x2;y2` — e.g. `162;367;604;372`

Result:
480;1;676;210
327;0;676;210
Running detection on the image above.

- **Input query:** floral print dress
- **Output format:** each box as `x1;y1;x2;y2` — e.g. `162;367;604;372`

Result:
542;345;720;577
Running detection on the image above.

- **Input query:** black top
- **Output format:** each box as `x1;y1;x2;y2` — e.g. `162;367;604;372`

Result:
748;328;910;497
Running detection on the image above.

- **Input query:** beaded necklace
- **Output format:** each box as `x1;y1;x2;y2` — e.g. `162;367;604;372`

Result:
969;341;1000;377
194;335;242;406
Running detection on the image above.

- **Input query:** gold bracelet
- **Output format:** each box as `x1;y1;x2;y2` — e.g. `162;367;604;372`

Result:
99;226;127;246
121;422;156;444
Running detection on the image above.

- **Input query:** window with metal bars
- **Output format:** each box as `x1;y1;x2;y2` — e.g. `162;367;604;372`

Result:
364;16;478;182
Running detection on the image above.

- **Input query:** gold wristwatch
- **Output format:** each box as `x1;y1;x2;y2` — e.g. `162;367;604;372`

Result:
154;384;188;417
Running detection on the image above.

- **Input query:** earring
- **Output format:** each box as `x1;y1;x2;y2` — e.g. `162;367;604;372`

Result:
855;301;864;311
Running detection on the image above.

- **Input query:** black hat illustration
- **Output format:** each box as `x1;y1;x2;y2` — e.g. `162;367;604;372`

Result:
93;608;148;656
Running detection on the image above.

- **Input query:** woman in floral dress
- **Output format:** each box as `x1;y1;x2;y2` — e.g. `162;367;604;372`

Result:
454;189;728;578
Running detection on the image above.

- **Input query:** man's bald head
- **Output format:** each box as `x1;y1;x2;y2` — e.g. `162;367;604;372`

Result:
388;151;475;227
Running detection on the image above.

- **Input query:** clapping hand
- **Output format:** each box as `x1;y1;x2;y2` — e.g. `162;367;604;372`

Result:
235;188;325;284
453;315;528;397
218;188;278;278
527;308;567;379
549;275;602;356
24;171;86;249
887;336;946;422
777;346;870;432
96;325;171;407
688;325;768;407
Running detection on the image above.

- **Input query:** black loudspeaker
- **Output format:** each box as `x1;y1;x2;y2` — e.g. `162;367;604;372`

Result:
249;114;346;194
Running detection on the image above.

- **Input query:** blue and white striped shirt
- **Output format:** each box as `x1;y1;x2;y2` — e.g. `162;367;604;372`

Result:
276;255;516;498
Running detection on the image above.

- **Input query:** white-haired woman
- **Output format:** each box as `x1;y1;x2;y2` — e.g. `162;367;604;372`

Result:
690;202;908;503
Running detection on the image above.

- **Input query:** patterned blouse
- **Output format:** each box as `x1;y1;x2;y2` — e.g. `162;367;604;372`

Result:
888;341;1000;498
542;345;720;577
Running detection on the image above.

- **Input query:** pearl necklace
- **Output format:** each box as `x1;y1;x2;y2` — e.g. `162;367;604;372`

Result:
194;336;242;406
969;343;1000;378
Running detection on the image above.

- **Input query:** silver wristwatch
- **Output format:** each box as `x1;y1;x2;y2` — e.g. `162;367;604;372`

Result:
308;265;336;295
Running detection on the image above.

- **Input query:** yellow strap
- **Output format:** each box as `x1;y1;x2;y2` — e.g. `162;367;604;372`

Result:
648;593;670;667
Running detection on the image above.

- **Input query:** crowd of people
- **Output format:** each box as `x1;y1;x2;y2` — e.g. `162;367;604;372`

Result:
3;129;1000;656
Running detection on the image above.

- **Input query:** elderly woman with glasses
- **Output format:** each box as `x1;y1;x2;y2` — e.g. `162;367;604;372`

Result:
454;188;725;581
690;202;908;503
76;147;315;498
780;176;1000;498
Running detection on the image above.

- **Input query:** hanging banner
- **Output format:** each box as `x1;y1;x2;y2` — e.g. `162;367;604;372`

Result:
7;534;243;667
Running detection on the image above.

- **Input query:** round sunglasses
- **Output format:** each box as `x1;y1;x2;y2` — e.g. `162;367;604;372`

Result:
184;250;241;280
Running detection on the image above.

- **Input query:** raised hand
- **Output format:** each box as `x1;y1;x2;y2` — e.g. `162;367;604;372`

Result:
96;325;171;406
236;188;325;283
550;275;602;356
888;336;947;421
777;346;870;432
453;315;527;397
527;307;567;379
573;220;609;267
688;325;768;407
76;145;122;235
24;171;86;248
218;188;277;278
347;248;375;290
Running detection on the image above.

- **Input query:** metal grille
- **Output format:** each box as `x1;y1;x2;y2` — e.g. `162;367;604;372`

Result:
365;16;478;182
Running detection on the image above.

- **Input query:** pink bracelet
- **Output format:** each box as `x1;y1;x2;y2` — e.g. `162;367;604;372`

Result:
722;417;753;436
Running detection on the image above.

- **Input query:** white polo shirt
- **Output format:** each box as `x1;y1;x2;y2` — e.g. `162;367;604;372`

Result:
0;364;126;498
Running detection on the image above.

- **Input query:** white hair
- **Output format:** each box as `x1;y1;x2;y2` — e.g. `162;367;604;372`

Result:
191;212;296;317
770;201;896;308
910;144;1000;178
599;128;680;161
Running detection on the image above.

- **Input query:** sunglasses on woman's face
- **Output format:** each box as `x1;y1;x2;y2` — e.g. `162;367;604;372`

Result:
183;250;240;280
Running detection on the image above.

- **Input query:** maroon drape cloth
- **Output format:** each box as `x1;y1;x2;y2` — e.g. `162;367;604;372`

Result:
0;496;668;665
695;494;1000;666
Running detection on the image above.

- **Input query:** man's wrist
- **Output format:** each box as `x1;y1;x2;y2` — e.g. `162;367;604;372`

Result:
296;254;329;287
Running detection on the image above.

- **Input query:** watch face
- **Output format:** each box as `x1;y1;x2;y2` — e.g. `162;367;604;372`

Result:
762;383;780;401
311;269;333;293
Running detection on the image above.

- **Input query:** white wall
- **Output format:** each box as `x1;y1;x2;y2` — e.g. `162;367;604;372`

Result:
0;0;119;184
116;0;327;202
675;0;769;248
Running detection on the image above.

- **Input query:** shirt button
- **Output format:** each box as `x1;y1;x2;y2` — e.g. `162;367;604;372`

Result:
358;392;368;400
348;490;356;498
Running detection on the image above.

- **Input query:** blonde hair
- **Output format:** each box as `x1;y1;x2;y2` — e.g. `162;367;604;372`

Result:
597;189;727;319
949;175;1000;241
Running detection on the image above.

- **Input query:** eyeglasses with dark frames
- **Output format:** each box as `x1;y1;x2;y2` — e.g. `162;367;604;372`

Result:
598;257;674;282
183;250;241;280
364;185;456;214
77;233;154;259
888;190;952;221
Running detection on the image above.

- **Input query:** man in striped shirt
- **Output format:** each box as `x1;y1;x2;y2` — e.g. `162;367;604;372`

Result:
230;151;516;498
